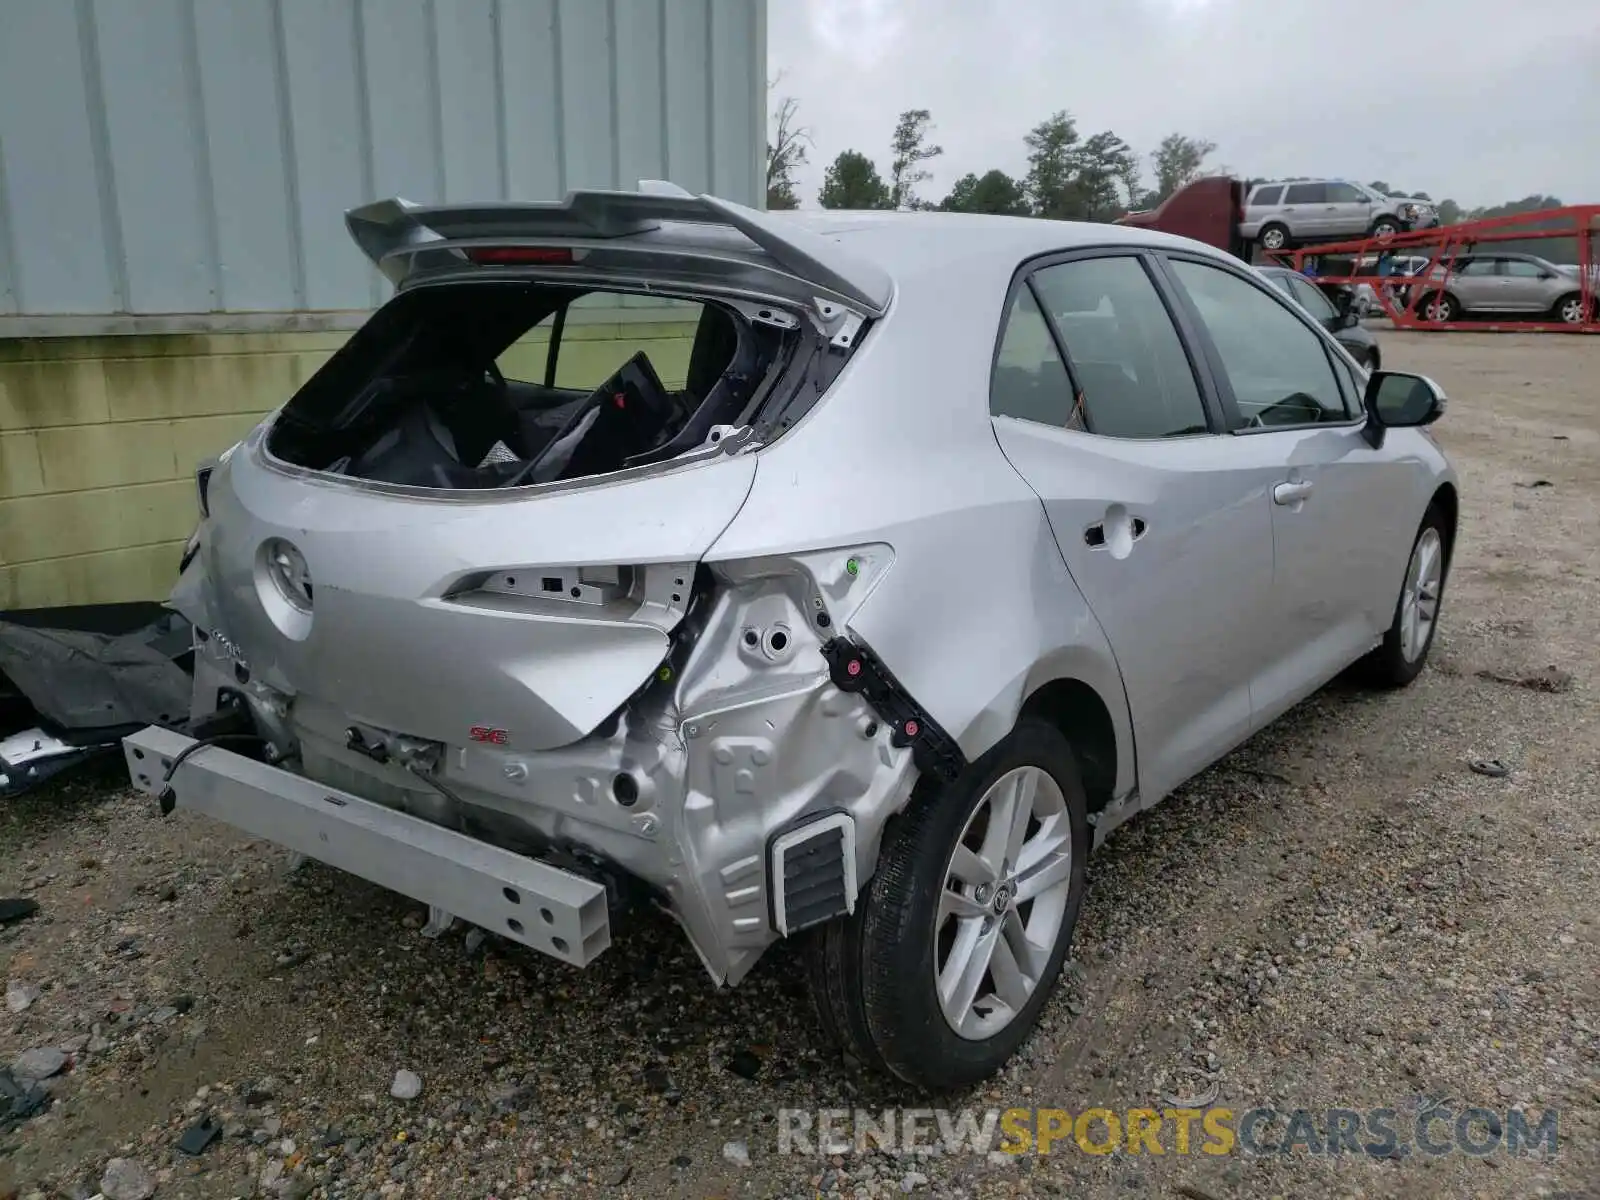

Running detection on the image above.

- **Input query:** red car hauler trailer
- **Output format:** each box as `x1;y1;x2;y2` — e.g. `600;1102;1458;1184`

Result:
1262;204;1600;333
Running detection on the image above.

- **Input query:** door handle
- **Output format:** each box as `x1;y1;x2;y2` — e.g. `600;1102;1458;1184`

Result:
1273;480;1313;505
1084;516;1147;547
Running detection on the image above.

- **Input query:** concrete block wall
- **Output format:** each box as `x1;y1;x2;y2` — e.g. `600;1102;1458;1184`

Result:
0;317;697;610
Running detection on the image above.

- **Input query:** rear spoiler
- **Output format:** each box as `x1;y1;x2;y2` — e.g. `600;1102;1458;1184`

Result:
344;188;893;317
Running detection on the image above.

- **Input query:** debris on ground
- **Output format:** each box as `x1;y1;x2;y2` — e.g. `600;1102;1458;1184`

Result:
388;1069;422;1100
175;1115;222;1156
722;1139;752;1167
0;898;38;926
1469;758;1512;777
99;1157;155;1200
0;610;193;799
1476;664;1575;693
10;1047;66;1082
4;983;37;1014
0;1067;51;1132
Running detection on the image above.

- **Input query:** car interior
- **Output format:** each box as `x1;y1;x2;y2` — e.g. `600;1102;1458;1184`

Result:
265;283;778;489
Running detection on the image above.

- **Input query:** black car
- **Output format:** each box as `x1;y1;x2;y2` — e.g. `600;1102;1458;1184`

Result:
1256;265;1380;370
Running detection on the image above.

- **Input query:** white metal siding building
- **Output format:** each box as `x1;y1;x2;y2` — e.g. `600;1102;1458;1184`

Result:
0;0;768;335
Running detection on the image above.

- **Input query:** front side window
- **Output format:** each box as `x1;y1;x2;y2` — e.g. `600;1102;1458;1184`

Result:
1167;258;1354;426
1029;256;1211;439
1502;259;1546;278
1325;183;1364;203
1284;183;1327;205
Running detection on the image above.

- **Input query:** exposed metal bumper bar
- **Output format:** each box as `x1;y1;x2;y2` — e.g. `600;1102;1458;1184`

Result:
122;725;610;966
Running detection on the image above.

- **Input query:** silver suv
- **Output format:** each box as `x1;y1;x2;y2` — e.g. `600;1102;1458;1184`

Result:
1242;179;1439;250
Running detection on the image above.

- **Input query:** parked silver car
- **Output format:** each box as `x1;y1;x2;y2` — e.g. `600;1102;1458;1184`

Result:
1414;251;1597;323
126;186;1459;1090
1242;179;1439;251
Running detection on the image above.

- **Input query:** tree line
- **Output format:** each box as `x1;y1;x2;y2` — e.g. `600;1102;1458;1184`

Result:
766;91;1572;230
767;94;1216;220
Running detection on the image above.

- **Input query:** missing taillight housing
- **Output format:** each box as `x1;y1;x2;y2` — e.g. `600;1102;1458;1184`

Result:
196;466;214;517
467;246;576;266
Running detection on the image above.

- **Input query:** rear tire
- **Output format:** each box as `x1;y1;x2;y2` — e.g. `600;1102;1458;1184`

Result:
1422;291;1458;322
804;719;1089;1092
1555;293;1588;325
803;920;885;1075
1360;504;1450;688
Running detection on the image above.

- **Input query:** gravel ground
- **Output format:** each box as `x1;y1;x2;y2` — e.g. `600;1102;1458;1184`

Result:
2;331;1597;1200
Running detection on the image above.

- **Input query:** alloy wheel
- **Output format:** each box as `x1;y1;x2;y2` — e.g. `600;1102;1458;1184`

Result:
1559;297;1586;325
1400;527;1444;663
935;765;1074;1040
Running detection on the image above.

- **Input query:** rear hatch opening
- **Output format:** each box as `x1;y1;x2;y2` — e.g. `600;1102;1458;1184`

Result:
265;280;825;490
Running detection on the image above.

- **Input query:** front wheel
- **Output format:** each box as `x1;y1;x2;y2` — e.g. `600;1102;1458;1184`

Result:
1360;505;1449;688
805;719;1088;1091
1258;223;1289;252
1371;217;1401;239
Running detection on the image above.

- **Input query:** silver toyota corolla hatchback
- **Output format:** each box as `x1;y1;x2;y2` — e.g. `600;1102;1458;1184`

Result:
125;183;1458;1091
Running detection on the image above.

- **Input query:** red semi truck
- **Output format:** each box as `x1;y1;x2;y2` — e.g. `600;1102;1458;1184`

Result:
1115;176;1249;258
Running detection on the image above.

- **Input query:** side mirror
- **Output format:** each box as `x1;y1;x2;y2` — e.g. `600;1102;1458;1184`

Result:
1362;371;1446;448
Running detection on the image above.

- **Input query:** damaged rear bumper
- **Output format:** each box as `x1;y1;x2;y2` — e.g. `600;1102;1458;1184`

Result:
122;724;611;966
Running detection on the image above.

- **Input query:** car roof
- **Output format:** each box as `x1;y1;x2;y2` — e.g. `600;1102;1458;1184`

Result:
763;209;1228;281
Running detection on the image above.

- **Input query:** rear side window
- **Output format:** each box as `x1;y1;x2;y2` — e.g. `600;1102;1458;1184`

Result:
1030;257;1210;439
1251;185;1284;206
1167;258;1355;426
1284;183;1327;204
496;296;706;391
990;288;1084;430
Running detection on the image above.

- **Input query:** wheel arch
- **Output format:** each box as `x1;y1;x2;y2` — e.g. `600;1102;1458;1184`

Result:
1429;480;1459;569
1016;674;1127;815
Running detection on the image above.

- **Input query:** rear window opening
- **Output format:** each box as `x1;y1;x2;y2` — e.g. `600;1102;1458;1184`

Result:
264;281;830;490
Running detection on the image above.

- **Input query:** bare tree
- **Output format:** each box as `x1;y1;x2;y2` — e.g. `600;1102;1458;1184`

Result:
766;82;811;210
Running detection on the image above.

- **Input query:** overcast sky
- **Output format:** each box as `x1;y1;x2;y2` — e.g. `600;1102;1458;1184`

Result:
767;0;1600;211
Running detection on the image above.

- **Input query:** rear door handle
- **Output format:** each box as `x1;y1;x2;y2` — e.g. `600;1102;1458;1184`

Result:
1273;480;1314;505
1084;516;1147;547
